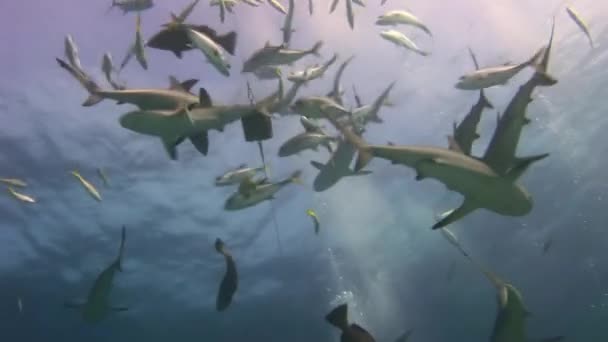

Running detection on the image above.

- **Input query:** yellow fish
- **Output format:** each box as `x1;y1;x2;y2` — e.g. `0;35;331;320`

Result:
97;168;109;187
7;187;36;203
306;209;320;234
71;170;102;202
0;178;27;187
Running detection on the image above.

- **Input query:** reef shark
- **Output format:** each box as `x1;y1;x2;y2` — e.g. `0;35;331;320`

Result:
310;137;371;192
330;20;557;229
65;226;128;323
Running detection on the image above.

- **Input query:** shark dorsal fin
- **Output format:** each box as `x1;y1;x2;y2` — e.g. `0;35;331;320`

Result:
199;88;213;107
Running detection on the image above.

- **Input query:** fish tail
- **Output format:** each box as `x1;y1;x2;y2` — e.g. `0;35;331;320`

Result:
370;81;396;123
326;304;349;330
309;41;323;57
217;31;237;55
479;89;494;109
531;16;558;86
56;58;104;106
115;225;126;272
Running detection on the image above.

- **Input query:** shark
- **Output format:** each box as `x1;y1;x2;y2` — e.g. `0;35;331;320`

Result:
327;56;355;106
310;137;371;192
65;226;128;323
332;20;557;229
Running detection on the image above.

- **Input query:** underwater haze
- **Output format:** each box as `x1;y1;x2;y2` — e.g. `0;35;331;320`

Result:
1;0;608;341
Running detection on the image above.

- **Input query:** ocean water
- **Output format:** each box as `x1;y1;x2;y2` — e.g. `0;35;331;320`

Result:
1;0;608;341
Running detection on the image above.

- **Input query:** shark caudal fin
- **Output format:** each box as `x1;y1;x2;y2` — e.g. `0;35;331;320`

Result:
326;115;372;172
114;225;126;272
326;303;349;330
368;81;396;123
532;17;558;86
56;57;104;106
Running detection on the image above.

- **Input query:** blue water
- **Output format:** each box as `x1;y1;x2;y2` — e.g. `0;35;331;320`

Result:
1;0;608;341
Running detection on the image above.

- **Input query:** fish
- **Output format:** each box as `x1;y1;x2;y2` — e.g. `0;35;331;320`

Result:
380;30;430;56
71;170;102;202
97;168;110;187
290;96;350;119
147;25;237;58
281;0;296;46
309;0;313;15
101;53;125;90
215;164;267;186
224;170;302;210
278;132;336;157
65;226;128;323
210;0;237;22
267;0;287;14
450;48;494;155
0;178;27;187
327;56;355;105
330;116;540;229
394;329;413;342
240;0;261;6
253;66;283;80
440;227;469;257
566;6;593;48
352;0;365;6
349;82;396;130
56;58;199;109
134;14;148;70
186;28;232;77
64;34;83;72
330;0;339;13
108;0;154;14
542;235;553;255
288;54;338;84
242;41;323;73
306;209;320;234
345;0;355;30
215;238;238;311
376;10;432;37
7;187;36;203
455;47;546;90
269;80;304;114
164;0;200;28
17;297;23;313
326;303;376;342
311;137;371;192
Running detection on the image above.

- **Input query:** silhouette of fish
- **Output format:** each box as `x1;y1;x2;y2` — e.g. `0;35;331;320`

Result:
146;25;237;58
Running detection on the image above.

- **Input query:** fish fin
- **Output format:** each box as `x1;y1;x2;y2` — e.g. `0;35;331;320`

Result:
351;324;373;336
467;47;480;70
189;131;209;155
161;136;184;160
217;31;237;55
432;199;478;230
447;135;464;153
479;89;494;109
214;238;225;254
326;303;348;330
310;160;324;170
56;57;103;106
531;17;558;86
173;50;183;59
328;117;371;172
310;41;323;57
199;88;213;107
180;79;198;93
505;153;549;181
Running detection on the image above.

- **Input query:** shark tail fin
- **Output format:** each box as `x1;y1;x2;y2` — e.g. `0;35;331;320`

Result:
115;225;126;272
326;304;349;330
369;81;396;123
531;17;558;86
327;115;372;172
56;57;104;106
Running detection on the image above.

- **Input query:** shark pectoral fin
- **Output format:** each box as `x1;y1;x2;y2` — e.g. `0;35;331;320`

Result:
310;160;324;170
432;199;478;230
162;136;185;161
64;300;86;309
189;131;209;155
506;153;550;181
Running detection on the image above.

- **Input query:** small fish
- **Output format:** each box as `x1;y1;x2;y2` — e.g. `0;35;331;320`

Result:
345;0;355;30
224;170;302;210
186;28;232;77
215;238;238;311
210;0;237;22
309;0;313;15
376;10;432;37
352;0;365;6
71;170;102;202
242;41;323;73
7;187;36;203
326;303;376;342
281;0;296;46
17;297;23;313
0;178;27;187
240;0;261;6
288;54;338;84
278;132;336;157
327;56;355;105
380;30;430;56
101;53;125;90
329;0;339;13
306;209;320;234
455;47;545;90
542;236;553;255
97;168;109;187
566;6;593;48
215;164;267;186
267;0;287;14
134;14;148;70
300;116;325;133
109;0;154;14
64;34;83;71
